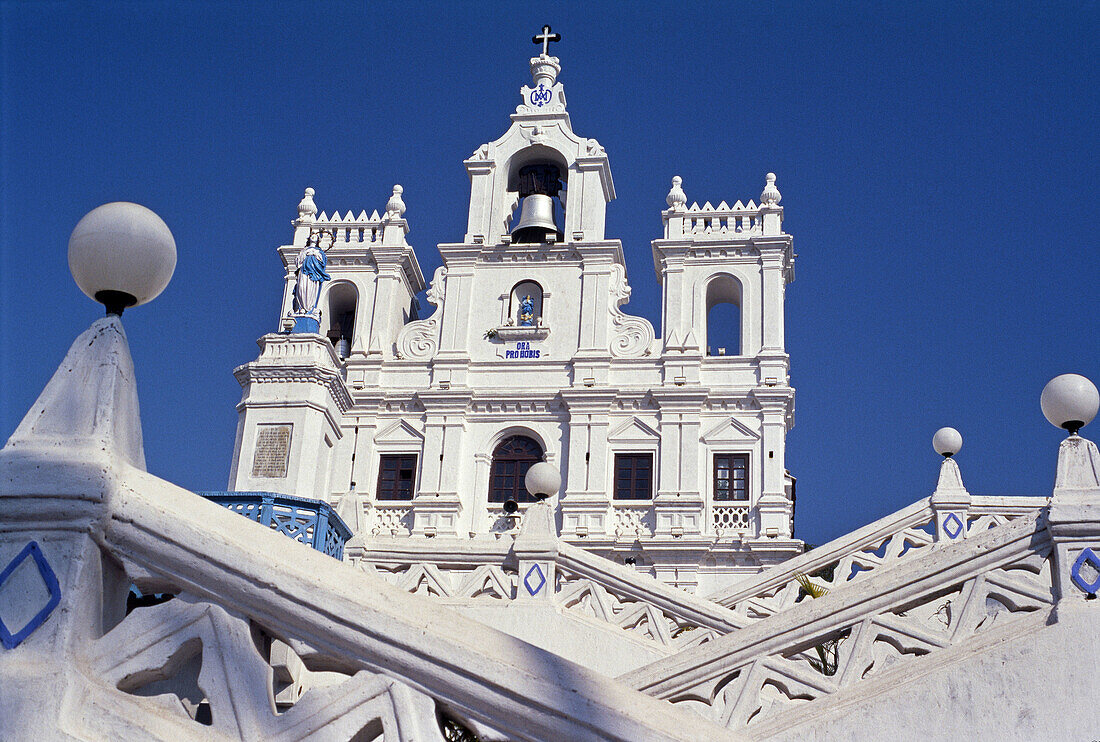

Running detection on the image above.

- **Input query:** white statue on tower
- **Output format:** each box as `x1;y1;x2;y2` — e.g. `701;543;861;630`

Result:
292;229;333;333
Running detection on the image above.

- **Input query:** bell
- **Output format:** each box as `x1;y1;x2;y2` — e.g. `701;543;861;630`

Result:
511;193;560;243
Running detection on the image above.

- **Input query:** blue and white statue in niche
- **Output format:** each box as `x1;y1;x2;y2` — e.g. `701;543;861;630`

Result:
292;229;333;333
519;294;535;326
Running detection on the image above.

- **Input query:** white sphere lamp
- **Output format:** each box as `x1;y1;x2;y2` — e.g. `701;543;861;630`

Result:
525;461;561;501
68;202;177;315
1041;374;1099;435
932;427;963;458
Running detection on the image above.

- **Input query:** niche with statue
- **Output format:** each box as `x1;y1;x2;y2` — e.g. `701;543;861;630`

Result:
487;279;550;342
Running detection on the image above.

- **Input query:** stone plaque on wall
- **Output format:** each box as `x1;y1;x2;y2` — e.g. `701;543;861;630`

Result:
251;424;292;478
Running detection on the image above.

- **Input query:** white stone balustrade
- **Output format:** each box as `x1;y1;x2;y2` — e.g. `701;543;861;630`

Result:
622;510;1061;734
707;492;1047;622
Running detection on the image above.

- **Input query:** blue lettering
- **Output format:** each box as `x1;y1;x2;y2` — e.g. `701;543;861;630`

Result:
534;350;540;358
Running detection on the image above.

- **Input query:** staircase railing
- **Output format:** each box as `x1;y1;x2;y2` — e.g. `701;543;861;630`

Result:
349;532;749;655
619;510;1054;733
706;494;1047;623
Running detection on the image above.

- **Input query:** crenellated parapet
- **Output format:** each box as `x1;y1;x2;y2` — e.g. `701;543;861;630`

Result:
660;172;786;242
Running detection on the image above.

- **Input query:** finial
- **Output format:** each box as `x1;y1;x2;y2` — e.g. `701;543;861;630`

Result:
761;173;781;206
1042;374;1100;436
932;427;963;458
68;202;177;316
666;176;687;210
385;185;406;218
532;25;561;57
297;187;317;221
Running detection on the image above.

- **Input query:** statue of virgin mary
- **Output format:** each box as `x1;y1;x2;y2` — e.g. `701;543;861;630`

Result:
293;230;333;317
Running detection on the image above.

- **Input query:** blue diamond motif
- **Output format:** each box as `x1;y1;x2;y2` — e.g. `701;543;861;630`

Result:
943;513;964;539
0;541;62;650
1070;547;1100;594
524;564;546;596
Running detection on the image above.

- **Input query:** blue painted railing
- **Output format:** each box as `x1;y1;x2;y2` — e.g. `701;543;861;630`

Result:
198;491;353;560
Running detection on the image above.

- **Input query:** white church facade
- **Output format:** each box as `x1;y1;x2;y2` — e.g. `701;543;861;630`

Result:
3;26;1099;742
227;42;799;593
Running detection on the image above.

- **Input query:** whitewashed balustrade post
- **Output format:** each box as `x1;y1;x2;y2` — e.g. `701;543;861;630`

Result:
513;500;559;602
1047;433;1100;606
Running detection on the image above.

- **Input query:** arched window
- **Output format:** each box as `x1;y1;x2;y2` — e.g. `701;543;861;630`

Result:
489;435;544;503
705;275;741;356
324;281;357;359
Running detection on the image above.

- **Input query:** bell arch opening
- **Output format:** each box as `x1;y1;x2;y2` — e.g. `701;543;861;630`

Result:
505;146;568;243
323;281;358;359
705;274;742;357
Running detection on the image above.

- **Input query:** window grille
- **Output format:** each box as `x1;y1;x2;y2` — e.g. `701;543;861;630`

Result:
614;453;653;500
489;436;543;503
376;454;417;500
714;453;749;501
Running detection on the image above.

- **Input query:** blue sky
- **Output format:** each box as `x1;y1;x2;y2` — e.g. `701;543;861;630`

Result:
2;2;1097;545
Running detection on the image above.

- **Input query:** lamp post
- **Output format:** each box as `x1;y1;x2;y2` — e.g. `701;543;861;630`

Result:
524;461;562;501
932;427;963;458
1041;374;1099;436
68;202;177;316
1041;374;1100;604
930;427;969;541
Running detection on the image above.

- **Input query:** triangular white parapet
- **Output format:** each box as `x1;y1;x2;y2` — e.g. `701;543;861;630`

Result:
608;417;661;443
356;210;368;221
688;202;701;212
374;419;425;444
370;210;381;221
701;201;714;211
3;317;146;470
316;211;329;222
717;201;730;211
732;200;746;210
701;416;761;443
746;200;757;210
342;210;354;222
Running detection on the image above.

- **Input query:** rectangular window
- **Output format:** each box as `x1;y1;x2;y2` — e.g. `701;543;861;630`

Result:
714;454;749;501
376;454;417;500
614;453;653;500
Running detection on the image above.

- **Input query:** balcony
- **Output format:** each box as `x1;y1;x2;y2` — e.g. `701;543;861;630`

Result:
199;491;353;559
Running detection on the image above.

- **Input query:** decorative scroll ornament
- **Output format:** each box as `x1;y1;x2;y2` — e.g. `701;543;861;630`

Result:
608;264;655;358
396;319;438;361
395;267;445;360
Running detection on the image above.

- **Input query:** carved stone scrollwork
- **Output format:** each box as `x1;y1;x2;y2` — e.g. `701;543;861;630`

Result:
396;267;445;361
608;264;655;358
397;319;438;360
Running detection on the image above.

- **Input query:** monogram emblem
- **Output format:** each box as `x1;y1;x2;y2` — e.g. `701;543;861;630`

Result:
530;84;552;107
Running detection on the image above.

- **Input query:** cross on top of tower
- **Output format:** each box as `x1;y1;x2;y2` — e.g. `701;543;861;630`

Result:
532;25;560;57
